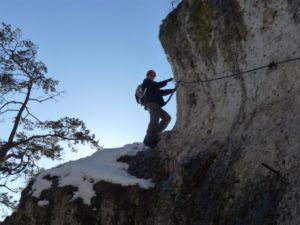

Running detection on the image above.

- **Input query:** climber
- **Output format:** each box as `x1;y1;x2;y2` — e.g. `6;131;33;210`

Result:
142;69;176;148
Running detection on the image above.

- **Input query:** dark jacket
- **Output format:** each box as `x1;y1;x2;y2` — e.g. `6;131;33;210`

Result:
142;78;174;107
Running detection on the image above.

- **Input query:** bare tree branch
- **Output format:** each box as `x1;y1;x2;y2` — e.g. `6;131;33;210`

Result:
29;91;64;103
0;183;18;193
0;109;19;115
11;133;82;149
22;107;42;123
0;101;23;111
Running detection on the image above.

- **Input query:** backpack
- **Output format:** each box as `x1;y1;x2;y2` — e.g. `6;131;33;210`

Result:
135;84;147;105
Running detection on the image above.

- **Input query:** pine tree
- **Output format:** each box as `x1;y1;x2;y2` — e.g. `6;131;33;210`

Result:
0;23;101;209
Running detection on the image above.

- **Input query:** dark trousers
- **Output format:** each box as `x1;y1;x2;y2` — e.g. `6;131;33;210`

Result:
143;102;171;144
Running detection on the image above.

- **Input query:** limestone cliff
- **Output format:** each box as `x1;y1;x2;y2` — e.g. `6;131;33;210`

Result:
2;0;300;224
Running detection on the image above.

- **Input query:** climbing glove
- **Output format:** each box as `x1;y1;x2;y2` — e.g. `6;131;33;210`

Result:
167;78;173;82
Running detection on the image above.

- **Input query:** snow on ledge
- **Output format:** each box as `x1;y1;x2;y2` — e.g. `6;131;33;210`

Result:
37;200;49;206
30;143;153;205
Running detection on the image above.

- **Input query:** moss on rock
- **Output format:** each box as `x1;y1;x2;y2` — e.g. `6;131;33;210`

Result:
190;0;214;58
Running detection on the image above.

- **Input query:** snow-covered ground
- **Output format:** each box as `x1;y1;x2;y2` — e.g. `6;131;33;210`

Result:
30;143;154;205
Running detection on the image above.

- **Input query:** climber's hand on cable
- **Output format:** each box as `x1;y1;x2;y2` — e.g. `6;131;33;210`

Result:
173;82;179;91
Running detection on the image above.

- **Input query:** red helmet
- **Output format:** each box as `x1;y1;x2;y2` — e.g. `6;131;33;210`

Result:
146;70;156;77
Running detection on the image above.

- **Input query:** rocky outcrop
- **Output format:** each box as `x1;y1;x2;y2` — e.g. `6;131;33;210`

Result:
2;0;300;224
157;0;300;224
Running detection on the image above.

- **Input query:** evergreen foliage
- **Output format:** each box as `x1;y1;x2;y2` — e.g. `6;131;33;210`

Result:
0;23;101;211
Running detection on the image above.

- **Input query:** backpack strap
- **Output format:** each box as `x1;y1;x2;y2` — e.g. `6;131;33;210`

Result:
143;87;147;96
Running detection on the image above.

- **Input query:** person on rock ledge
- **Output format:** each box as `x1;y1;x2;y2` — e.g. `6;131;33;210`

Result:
142;69;176;148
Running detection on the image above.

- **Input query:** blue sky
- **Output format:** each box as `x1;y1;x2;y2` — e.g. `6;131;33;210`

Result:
0;0;179;217
0;0;178;161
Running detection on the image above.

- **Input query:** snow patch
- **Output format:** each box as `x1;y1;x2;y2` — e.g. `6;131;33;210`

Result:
31;177;52;198
31;143;153;205
37;200;49;206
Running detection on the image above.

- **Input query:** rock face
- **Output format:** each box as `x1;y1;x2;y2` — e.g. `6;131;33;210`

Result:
2;0;300;225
